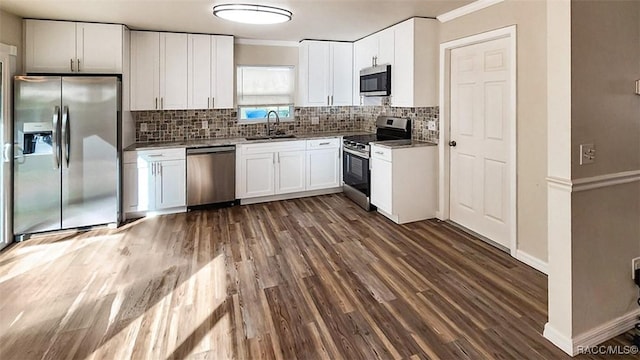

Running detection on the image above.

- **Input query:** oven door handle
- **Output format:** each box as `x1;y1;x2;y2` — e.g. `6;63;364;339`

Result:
343;147;369;159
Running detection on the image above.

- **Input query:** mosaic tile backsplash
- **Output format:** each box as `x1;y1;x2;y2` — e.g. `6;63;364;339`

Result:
133;103;439;144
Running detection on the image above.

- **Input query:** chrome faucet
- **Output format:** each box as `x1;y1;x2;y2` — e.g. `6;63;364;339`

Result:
266;110;280;136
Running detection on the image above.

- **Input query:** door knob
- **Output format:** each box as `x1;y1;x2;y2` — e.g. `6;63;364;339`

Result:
449;140;457;147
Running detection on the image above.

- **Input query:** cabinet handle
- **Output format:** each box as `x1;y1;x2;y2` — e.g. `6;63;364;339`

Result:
327;95;330;106
207;97;210;108
155;97;158;110
77;59;80;72
161;97;164;109
331;95;334;106
277;153;280;163
375;151;384;155
319;142;330;146
159;163;162;176
151;162;155;176
70;59;74;72
211;97;215;109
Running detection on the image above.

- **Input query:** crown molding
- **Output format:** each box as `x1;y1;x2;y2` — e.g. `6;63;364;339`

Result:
234;38;299;47
437;0;505;23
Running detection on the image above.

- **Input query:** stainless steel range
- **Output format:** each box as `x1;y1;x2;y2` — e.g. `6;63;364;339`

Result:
343;116;411;210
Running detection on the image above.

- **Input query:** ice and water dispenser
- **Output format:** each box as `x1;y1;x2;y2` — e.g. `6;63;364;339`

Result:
20;122;53;155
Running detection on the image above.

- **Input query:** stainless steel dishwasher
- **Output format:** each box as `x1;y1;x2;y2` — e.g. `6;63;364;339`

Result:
186;146;236;207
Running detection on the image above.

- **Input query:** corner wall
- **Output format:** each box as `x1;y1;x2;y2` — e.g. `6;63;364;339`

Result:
438;0;549;264
0;9;23;74
569;0;640;336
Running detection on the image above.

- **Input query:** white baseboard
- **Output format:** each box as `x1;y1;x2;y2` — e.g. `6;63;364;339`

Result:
239;187;342;205
544;308;640;356
543;323;574;355
516;250;548;274
572;309;640;355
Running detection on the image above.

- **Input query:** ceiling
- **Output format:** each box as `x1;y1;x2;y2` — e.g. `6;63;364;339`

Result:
0;0;473;42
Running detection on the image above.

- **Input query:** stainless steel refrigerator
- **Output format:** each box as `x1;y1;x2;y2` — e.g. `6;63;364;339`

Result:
13;76;120;238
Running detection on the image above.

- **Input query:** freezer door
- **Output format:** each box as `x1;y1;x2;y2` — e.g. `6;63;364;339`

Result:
61;77;119;229
13;76;62;235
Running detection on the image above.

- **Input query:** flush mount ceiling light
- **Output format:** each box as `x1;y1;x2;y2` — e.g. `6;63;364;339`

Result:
213;4;292;24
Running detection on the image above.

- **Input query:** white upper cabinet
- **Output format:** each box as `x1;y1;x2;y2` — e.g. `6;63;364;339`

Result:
392;18;438;107
130;31;160;111
25;20;124;74
187;34;234;109
159;33;188;110
330;42;354;106
131;31;191;110
376;27;395;66
298;41;353;107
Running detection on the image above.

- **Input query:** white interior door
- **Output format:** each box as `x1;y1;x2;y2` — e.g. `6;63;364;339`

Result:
449;37;512;249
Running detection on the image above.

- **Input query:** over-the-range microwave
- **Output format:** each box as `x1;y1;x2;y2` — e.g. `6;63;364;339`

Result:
359;64;391;97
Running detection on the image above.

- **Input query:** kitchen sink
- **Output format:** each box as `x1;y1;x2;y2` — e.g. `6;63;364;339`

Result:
245;134;296;141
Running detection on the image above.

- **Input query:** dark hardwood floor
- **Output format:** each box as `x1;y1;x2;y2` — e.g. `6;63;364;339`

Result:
0;194;634;359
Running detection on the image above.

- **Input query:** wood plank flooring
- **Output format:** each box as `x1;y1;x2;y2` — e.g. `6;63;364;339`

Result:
0;194;634;359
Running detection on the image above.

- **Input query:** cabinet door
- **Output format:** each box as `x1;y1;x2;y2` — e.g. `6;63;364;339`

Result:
330;42;353;106
353;36;376;104
276;151;306;194
130;31;160;111
77;23;123;73
377;27;395;66
156;159;186;209
239;153;275;198
371;157;393;214
187;34;212;109
25;20;76;73
304;42;330;106
306;148;340;190
212;36;234;109
159;33;188;110
123;162;139;212
392;20;414;107
135;158;153;211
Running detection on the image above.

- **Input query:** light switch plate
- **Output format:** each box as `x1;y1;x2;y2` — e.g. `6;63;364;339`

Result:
311;116;320;125
579;143;595;165
140;123;148;132
201;120;208;129
427;120;437;131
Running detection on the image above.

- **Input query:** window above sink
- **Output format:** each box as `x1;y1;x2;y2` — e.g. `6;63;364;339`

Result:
236;65;295;124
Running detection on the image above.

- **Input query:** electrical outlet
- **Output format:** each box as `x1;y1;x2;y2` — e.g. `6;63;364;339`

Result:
201;121;208;129
311;116;320;125
427;120;437;131
140;123;148;132
579;143;595;165
632;257;640;280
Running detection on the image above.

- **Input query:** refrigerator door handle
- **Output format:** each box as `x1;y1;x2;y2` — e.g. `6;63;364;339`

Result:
62;105;70;168
52;106;60;169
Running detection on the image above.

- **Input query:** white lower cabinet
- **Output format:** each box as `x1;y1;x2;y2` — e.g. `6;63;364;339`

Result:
276;151;307;194
236;138;342;200
123;148;186;215
306;138;341;190
240;153;276;198
370;144;437;224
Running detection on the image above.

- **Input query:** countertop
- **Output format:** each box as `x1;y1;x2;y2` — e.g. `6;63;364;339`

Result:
370;139;437;149
124;131;373;151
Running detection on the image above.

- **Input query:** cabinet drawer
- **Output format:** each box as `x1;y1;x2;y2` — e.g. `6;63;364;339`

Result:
240;140;306;154
306;137;340;149
137;148;186;162
371;145;392;162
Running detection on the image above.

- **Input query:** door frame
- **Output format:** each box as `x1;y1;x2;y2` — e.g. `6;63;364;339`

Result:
0;42;17;249
438;26;517;256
